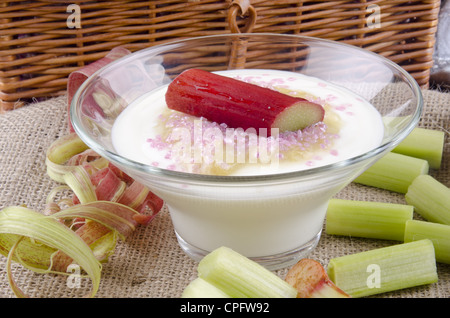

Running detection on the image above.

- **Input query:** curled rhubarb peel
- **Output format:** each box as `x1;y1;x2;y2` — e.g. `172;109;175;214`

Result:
67;46;131;132
0;46;163;298
1;206;102;298
165;69;325;136
0;133;164;298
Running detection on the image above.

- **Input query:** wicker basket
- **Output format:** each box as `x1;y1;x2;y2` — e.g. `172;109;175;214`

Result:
0;0;440;112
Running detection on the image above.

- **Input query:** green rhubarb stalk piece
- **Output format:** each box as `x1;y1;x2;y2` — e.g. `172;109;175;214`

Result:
404;220;450;264
392;127;445;169
196;246;298;298
405;174;450;225
353;152;429;193
285;258;350;298
327;239;438;298
165;69;325;136
326;199;413;241
182;277;231;298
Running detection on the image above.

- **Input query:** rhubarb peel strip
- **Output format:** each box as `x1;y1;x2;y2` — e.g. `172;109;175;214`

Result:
67;46;131;132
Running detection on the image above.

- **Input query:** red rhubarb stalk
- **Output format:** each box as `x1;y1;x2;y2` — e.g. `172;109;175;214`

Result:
165;69;325;136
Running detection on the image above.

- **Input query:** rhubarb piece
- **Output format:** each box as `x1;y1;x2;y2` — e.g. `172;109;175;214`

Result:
284;258;350;298
327;239;438;298
353;152;429;193
404;220;450;264
392;127;445;169
326;199;413;241
405;175;450;225
181;277;231;298
165;69;325;136
196;246;298;298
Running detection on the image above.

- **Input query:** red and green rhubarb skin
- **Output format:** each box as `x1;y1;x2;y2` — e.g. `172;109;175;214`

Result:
165;69;325;136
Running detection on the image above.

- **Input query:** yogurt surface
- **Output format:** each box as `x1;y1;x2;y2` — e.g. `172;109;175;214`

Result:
111;69;384;176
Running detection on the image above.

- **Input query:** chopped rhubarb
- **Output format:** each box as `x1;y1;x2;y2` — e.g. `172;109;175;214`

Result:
285;258;350;298
165;69;325;136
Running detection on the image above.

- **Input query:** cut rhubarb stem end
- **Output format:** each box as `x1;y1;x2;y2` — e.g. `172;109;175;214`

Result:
404;220;450;264
392;127;445;170
405;174;450;225
196;246;298;298
327;239;438;298
353;152;429;193
326;199;414;241
181;277;231;298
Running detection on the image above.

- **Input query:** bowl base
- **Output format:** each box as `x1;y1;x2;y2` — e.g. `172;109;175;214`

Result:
175;229;321;271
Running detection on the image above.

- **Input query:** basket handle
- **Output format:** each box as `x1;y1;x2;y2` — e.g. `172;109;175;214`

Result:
227;0;257;33
227;1;257;69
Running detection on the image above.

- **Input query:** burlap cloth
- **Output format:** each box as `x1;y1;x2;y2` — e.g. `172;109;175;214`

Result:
0;89;448;298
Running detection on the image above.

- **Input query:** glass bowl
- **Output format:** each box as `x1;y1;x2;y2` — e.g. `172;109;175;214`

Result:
70;34;422;270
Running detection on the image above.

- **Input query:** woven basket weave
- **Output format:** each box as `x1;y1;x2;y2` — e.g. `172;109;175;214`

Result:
0;0;440;112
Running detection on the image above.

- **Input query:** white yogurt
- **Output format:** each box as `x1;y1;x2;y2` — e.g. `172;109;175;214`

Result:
111;69;385;266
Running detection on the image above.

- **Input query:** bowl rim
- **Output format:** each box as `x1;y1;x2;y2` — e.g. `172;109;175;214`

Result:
70;33;423;185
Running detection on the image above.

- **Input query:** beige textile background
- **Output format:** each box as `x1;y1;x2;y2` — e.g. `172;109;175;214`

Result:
0;90;448;298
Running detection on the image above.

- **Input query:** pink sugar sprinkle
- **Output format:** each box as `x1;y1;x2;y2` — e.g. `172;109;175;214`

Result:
151;161;159;167
311;97;326;106
146;135;169;151
318;82;327;87
330;149;339;156
270;78;285;84
306;161;314;166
